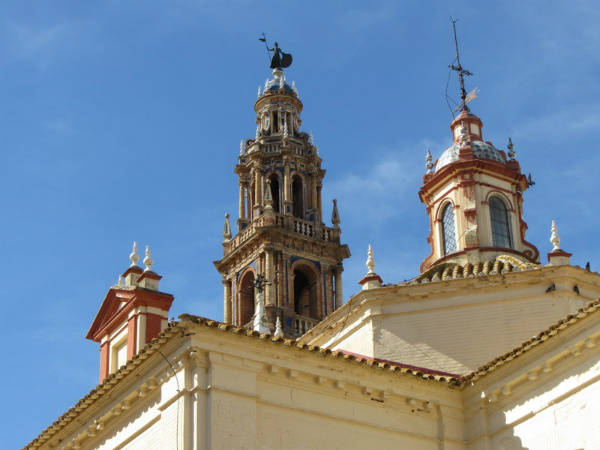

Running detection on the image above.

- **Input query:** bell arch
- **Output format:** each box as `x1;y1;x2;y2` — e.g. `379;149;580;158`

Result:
267;172;281;214
290;260;321;320
237;268;256;326
291;174;305;219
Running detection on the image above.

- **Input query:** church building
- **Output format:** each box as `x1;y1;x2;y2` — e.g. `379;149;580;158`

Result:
22;41;600;450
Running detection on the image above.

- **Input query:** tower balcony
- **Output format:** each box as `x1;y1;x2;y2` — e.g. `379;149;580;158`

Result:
226;212;341;255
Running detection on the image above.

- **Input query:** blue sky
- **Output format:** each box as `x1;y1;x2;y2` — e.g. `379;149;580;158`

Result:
4;1;600;447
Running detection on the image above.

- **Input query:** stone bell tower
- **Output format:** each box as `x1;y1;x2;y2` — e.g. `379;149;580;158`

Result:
214;62;350;338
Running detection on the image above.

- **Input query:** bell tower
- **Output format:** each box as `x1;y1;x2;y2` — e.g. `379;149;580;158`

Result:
214;58;350;337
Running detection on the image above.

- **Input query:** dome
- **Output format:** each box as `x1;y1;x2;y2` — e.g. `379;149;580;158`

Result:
266;78;293;93
435;140;506;171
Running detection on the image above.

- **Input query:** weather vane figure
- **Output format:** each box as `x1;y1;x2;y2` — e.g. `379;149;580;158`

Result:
259;33;293;70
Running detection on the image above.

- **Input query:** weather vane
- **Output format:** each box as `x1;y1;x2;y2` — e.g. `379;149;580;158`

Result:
259;33;293;70
448;18;478;114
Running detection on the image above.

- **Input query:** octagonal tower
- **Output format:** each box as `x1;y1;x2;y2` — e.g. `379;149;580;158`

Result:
419;110;539;273
214;67;350;337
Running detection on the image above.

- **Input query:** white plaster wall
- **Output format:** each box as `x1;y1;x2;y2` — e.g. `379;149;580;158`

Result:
322;314;374;357
373;294;581;374
463;319;600;450
486;361;600;450
90;392;163;450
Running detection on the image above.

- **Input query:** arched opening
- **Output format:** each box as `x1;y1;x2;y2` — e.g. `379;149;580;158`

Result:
268;173;281;214
292;175;304;219
489;196;512;248
293;266;318;319
238;270;255;326
441;203;457;255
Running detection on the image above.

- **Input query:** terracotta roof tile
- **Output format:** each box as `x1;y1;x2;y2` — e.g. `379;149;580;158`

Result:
412;255;539;284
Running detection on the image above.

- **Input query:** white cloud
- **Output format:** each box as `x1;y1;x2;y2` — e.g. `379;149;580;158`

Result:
325;138;447;230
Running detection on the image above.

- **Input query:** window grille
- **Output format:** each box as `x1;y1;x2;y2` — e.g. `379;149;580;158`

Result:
490;197;512;248
442;203;457;255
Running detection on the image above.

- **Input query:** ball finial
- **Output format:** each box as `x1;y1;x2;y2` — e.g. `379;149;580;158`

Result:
143;245;154;272
129;242;140;267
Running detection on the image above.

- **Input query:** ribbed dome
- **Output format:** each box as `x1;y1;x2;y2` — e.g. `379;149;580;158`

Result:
266;78;293;93
435;140;506;171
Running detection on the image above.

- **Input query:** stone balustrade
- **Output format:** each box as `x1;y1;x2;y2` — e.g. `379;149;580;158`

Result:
226;212;339;254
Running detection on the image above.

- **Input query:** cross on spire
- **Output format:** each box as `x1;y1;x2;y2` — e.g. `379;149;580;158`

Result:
449;18;473;113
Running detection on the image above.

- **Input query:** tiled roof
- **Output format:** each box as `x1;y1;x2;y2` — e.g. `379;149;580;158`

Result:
23;313;460;450
333;350;460;378
179;314;461;385
460;299;600;383
412;255;539;284
27;299;600;449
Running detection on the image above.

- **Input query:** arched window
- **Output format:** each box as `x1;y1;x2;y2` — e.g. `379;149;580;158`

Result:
293;266;318;319
268;174;280;213
238;271;255;326
292;175;304;219
442;203;457;255
489;197;512;248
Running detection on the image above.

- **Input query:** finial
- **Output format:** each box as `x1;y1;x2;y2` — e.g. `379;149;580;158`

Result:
331;199;341;228
309;131;314;144
255;125;260;139
143;245;154;272
425;149;433;173
265;78;269;90
292;81;298;95
449;18;473;113
358;244;383;289
507;137;515;160
279;73;285;89
223;213;232;241
129;241;140;267
116;275;124;288
240;140;244;156
264;180;273;208
274;317;284;339
257;86;262;98
366;244;376;275
550;220;561;252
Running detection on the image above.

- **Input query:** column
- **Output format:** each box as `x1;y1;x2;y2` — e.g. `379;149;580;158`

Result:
334;267;344;311
223;277;232;323
283;162;291;214
311;172;318;212
265;249;275;305
246;182;251;220
257;169;263;206
238;182;245;220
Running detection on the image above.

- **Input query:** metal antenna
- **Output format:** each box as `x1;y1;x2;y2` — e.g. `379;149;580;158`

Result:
449;17;473;112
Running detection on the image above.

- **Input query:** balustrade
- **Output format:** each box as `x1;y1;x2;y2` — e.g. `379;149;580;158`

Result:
227;213;338;253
